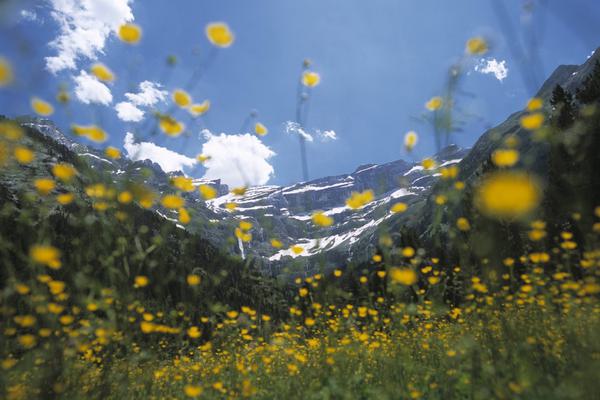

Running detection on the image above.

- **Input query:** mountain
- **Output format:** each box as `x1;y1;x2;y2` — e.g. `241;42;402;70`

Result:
3;47;599;277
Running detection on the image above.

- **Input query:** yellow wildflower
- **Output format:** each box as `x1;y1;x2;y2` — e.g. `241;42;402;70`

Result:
161;194;185;209
391;202;408;213
178;207;191;224
520;113;544;130
255;122;268;136
105;146;121;159
302;71;320;87
52;163;77;182
31;97;54;116
118;24;142;44
172;89;192;108
134;276;149;288
0;56;13;87
389;268;417;286
159;116;185;136
312;211;333;227
34;178;55;195
425;96;443;111
56;192;75;205
466;37;488;55
404;131;418;151
187;274;201;286
271;238;283;248
14;146;35;164
475;171;541;219
90;63;115;82
206;22;235;47
189;100;210;116
199;184;217;200
492;149;519;167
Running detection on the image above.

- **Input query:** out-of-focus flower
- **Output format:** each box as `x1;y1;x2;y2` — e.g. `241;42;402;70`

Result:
466;37;488;55
346;190;374;209
14;147;35;164
492;149;519;167
178;207;191;224
161;194;185;209
391;202;408;213
159;116;185;136
134;275;149;287
404;131;418;152
425;96;443;111
302;71;320;87
291;245;304;255
475;171;541;220
0;57;13;87
421;158;436;170
105;147;121;159
206;22;235;48
456;217;471;231
196;154;211;163
173;89;192;108
31;97;54;116
520;113;544;130
199;184;217;200
526;98;543;111
90;63;115;82
118;24;142;44
271;238;283;248
255;122;268;136
72;124;108;143
30;244;61;269
34;178;55;195
389;268;417;285
189;100;210;116
52;163;77;183
312;211;333;227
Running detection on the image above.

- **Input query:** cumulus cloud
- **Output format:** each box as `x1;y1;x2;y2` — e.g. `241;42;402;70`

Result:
284;121;313;142
123;132;196;173
115;81;167;122
201;132;275;187
45;0;134;73
474;58;508;82
73;70;113;105
115;102;143;122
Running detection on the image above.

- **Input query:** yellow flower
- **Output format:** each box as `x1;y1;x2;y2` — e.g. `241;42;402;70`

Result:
187;274;201;286
526;98;543;111
440;165;459;179
206;22;235;48
56;192;75;205
345;190;374;209
34;178;55;195
18;334;37;349
199;184;217;200
173;89;192;108
118;23;142;44
59;315;74;325
421;158;436;170
47;280;65;294
391;202;407;213
72;124;108;143
90;63;115;82
492;149;519;167
312;211;333;227
333;269;342;277
15;283;30;295
389;268;417;286
404;131;418;151
52;163;77;182
189;100;210;116
425;96;443;111
184;385;203;398
302;71;320;87
105;146;121;159
401;247;415;258
56;89;70;104
187;326;201;339
474;171;541;219
178;207;191;224
118;191;133;204
225;202;237;210
520;113;544;130
456;217;470;231
231;186;247;196
30;244;61;268
271;238;283;248
161;194;185;209
31;97;54;116
304;317;316;327
436;194;446;205
0;56;14;87
134;275;149;288
254;122;268;136
0;121;23;140
197;153;211;163
291;245;304;255
14;146;35;164
171;176;195;192
466;37;488;55
159;116;185;136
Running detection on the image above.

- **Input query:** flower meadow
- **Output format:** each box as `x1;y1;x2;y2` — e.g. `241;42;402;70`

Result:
2;10;600;400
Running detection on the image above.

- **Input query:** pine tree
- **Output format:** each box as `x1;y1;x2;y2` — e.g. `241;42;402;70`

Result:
550;84;575;129
576;60;600;104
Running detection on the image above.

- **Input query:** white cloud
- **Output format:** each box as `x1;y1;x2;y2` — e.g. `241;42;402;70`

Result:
284;121;313;142
474;58;508;82
45;0;134;73
115;102;143;122
318;130;337;141
73;70;113;105
201;132;275;187
123;132;196;173
20;10;38;22
115;81;167;122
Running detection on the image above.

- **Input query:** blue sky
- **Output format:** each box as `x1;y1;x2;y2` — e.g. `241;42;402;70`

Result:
1;0;600;186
